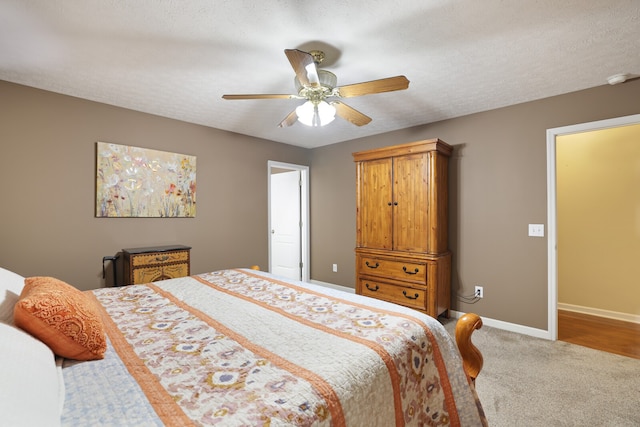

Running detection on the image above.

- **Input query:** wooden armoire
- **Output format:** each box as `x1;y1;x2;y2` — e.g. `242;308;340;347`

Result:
353;139;452;318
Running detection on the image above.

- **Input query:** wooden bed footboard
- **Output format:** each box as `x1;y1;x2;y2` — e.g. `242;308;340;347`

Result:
455;313;484;383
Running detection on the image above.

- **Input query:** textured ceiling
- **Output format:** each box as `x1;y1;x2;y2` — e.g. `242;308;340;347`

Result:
1;0;639;148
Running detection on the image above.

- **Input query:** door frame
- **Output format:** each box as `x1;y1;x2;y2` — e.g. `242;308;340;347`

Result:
546;113;640;340
267;161;310;282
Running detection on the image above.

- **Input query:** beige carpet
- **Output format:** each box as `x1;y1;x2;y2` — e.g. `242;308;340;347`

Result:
442;318;640;426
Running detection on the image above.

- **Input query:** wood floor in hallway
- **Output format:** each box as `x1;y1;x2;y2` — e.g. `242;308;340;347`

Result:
558;310;640;360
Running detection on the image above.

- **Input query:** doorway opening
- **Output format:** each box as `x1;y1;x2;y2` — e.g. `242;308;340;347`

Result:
268;161;309;282
546;113;640;340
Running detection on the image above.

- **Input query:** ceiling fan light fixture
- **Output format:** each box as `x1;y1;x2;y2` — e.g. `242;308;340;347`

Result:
296;100;336;127
223;49;409;128
294;70;337;93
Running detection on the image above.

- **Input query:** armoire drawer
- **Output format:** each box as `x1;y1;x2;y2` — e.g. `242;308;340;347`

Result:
357;256;427;283
358;278;427;311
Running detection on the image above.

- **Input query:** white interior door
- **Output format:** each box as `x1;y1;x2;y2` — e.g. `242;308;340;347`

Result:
270;170;302;280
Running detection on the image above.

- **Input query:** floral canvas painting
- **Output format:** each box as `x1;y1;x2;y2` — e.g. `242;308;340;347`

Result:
96;142;196;217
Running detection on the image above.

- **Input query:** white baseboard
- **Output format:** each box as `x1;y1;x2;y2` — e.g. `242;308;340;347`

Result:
309;279;355;294
310;280;553;340
450;310;552;340
558;303;640;325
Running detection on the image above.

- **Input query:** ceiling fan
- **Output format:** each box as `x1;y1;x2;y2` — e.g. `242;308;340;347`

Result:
222;49;410;128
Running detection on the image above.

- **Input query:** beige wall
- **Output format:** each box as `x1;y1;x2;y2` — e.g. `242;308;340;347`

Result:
557;124;640;316
2;78;640;330
309;79;640;330
0;81;309;290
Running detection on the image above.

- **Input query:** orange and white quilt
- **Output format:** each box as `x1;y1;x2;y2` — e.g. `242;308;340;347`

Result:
61;269;486;426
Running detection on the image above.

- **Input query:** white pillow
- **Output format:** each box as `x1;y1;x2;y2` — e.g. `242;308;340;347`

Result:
0;266;25;324
0;322;62;427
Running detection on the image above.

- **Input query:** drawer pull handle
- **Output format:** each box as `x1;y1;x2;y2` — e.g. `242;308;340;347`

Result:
365;283;379;292
155;255;170;262
365;261;380;269
403;266;419;275
403;291;419;300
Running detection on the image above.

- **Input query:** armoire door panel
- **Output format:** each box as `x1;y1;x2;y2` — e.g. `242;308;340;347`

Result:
393;153;429;252
358;158;393;249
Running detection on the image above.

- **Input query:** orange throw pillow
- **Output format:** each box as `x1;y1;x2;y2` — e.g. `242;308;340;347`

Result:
14;277;106;360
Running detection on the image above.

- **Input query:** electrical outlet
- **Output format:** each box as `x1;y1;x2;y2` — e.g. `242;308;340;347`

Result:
332;263;338;273
474;286;484;298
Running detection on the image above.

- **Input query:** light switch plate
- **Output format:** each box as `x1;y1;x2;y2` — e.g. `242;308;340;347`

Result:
528;224;545;237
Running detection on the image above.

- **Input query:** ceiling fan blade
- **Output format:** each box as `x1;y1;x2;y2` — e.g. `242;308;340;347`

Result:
278;109;298;128
332;101;372;126
222;94;297;100
336;75;409;98
285;49;320;87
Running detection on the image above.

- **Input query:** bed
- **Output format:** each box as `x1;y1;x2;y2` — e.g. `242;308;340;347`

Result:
1;266;486;426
